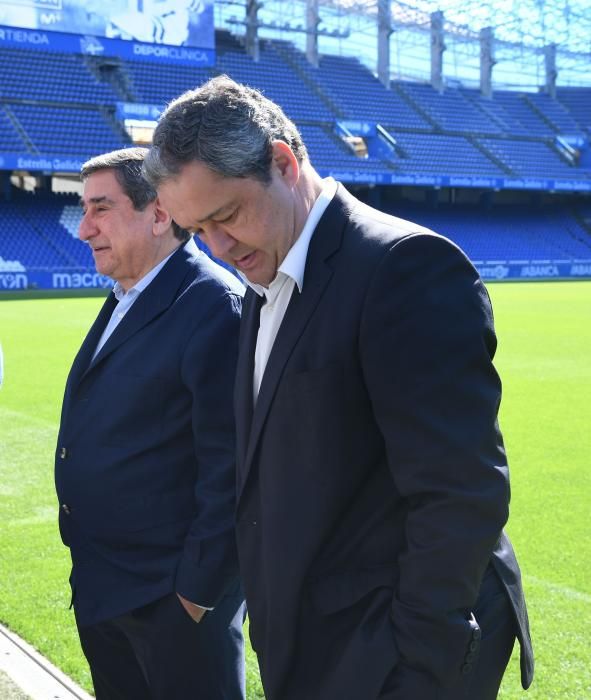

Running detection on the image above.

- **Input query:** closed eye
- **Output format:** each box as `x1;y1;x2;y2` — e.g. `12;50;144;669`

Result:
213;208;238;225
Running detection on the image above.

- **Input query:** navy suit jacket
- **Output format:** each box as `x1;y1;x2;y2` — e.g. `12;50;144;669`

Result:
55;239;244;627
234;186;534;699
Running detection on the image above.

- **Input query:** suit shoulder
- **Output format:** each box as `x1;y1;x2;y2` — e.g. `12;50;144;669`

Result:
185;250;245;297
349;198;442;247
341;198;469;271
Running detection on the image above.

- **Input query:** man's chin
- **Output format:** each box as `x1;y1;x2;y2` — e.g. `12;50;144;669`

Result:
93;263;111;278
243;271;274;288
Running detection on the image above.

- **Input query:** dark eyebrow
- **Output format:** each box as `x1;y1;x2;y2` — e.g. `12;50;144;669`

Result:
79;195;113;208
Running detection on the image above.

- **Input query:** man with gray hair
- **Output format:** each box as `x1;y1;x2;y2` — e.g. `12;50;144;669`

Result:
144;76;534;700
55;146;246;699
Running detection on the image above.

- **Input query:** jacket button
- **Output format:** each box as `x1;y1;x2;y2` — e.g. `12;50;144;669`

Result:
59;447;67;459
461;663;472;675
61;504;71;515
472;628;482;641
469;640;478;651
465;652;476;663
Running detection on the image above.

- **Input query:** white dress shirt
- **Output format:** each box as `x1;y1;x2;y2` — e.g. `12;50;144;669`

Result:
242;178;337;402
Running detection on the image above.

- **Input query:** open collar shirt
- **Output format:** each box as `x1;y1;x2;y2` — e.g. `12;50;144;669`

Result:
92;244;182;360
241;178;337;403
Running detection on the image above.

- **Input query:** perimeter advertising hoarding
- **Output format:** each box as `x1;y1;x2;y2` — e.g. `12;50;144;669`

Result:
1;260;590;291
0;0;214;65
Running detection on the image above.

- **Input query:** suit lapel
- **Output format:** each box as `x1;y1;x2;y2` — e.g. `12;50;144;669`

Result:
236;187;349;502
81;242;192;379
235;289;263;494
67;290;117;390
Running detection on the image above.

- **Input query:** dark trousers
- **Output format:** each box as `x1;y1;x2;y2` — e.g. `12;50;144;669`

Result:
76;590;246;700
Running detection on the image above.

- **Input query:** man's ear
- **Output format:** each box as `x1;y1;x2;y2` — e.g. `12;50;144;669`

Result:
152;198;173;237
271;140;299;187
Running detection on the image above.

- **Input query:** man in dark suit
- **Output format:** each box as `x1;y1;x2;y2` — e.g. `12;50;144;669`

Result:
145;76;534;700
55;147;246;699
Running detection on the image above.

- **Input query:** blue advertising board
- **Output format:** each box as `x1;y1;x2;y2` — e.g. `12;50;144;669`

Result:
115;102;164;122
0;152;86;173
0;267;113;291
0;3;215;66
1;259;589;293
473;260;591;281
2;146;591;194
0;0;214;48
0;24;214;66
318;168;591;193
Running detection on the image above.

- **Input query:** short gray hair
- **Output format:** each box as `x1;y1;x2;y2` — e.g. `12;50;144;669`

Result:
143;75;308;187
82;147;190;242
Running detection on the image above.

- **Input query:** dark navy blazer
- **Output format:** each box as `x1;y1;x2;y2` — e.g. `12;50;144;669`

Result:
55;239;244;627
234;186;534;699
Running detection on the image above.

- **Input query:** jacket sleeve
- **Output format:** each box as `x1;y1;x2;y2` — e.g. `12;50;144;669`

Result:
360;233;510;694
174;289;243;607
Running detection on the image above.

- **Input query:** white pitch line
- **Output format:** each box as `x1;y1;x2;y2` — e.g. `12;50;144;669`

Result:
525;575;591;604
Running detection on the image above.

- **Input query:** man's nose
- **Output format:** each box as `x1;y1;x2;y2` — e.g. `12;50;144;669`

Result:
78;213;96;242
204;227;236;260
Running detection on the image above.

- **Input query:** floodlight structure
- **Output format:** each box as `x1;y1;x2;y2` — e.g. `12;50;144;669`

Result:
214;0;591;91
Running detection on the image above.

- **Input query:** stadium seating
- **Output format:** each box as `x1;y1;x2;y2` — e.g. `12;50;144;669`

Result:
299;123;393;173
556;87;591;136
0;191;92;269
2;188;589;276
1;29;591;283
216;39;336;123
389;132;505;177
0;107;27;152
123;59;212;104
395;82;501;135
0;48;118;104
492;91;556;138
522;92;584;136
476;137;583;179
1;32;590;182
9;104;129;157
384;202;591;262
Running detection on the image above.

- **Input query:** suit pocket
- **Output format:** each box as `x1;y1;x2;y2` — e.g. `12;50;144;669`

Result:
309;564;396;615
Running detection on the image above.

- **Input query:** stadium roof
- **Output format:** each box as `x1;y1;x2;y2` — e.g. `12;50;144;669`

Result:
216;0;591;88
318;0;591;53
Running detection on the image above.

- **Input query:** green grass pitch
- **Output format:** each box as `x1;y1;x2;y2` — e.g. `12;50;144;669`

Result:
0;281;589;698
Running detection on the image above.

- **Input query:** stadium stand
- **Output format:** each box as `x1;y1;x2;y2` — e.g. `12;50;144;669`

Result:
9;104;128;156
389;132;506;177
123;58;212;104
1;28;591;288
0;48;118;104
0;107;27;152
0;191;91;269
386;202;591;262
476;137;582;179
394;82;501;135
1;30;590;179
555;87;591;135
